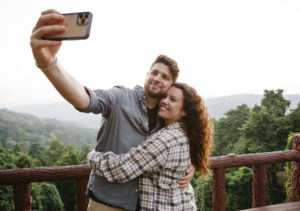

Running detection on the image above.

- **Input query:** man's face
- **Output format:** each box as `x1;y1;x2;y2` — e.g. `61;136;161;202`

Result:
144;63;173;98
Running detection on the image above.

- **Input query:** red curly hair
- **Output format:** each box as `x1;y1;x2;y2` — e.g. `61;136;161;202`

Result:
172;83;213;175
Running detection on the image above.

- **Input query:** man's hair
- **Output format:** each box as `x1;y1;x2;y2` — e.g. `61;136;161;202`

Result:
150;55;180;82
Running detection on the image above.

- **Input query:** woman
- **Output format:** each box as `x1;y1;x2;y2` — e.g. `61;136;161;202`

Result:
87;83;213;210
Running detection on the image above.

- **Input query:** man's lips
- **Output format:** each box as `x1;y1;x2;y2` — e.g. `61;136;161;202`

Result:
150;83;160;89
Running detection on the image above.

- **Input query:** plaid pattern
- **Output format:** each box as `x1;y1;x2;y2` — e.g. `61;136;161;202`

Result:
88;122;196;210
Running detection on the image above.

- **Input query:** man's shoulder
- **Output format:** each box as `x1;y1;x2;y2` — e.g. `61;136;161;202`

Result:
109;85;145;103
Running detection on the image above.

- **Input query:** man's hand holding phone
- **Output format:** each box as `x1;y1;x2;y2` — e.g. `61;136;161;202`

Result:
30;9;92;70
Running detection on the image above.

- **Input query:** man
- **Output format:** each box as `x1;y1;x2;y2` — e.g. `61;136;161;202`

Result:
30;9;195;211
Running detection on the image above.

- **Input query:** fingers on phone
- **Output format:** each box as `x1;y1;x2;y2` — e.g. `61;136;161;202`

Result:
41;9;60;15
30;39;62;49
33;13;64;33
34;25;65;38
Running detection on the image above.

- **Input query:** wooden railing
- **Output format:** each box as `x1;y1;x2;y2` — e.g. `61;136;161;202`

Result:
0;134;300;211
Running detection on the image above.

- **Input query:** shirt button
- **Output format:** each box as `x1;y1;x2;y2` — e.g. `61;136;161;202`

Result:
136;189;138;192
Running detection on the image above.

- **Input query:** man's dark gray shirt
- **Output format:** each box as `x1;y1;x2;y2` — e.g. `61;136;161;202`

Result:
79;85;161;211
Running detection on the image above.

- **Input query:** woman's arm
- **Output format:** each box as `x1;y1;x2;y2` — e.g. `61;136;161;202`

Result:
87;136;169;183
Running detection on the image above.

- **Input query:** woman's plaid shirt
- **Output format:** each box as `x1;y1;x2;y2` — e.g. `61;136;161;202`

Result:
88;122;196;210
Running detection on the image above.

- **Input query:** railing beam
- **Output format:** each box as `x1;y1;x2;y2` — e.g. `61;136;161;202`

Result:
212;167;226;211
13;183;31;211
252;164;267;207
291;134;300;202
76;179;89;211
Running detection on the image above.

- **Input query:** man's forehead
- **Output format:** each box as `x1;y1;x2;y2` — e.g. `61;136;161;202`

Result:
150;63;172;75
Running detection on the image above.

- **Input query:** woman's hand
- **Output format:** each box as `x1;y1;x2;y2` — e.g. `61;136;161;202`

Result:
87;149;95;160
177;165;196;189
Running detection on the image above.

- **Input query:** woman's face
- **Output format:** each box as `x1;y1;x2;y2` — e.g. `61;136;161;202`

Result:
158;86;186;126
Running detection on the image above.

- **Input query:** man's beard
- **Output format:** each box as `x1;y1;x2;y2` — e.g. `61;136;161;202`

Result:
144;86;164;99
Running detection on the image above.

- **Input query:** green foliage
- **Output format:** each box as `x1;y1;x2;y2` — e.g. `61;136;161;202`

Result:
29;143;48;166
0;109;97;148
0;185;14;210
0;136;90;210
225;167;253;210
79;144;92;164
193;172;212;211
213;89;298;208
33;182;64;211
287;103;300;132
213;104;250;156
48;140;67;166
240;90;291;153
15;153;33;168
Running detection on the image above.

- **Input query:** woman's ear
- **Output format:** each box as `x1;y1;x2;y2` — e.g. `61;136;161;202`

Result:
180;109;186;118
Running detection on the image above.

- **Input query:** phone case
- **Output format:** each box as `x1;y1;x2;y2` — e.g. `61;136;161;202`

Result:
44;12;93;40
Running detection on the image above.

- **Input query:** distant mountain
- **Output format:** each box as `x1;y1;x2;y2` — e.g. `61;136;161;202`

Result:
8;102;101;129
0;109;98;147
205;94;300;119
7;94;300;127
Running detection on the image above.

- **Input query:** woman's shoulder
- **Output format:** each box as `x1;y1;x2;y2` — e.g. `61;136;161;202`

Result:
153;122;187;146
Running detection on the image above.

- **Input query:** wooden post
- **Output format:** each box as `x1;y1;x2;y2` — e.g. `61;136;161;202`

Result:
252;164;267;207
212;167;226;211
76;179;89;211
291;134;300;202
13;183;31;211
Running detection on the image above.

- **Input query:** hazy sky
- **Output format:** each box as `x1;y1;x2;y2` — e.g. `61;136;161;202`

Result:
0;0;299;107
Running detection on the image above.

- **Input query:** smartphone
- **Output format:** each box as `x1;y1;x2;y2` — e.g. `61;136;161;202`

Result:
44;12;93;40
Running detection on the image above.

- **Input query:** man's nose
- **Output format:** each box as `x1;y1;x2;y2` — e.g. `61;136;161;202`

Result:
154;74;161;81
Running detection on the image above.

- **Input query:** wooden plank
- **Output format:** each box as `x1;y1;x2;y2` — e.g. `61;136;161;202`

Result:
291;134;300;202
76;179;89;211
252;164;267;207
240;201;300;211
13;183;31;211
212;167;226;211
210;150;300;169
0;165;91;185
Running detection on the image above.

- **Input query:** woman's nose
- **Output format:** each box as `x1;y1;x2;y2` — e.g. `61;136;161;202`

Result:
161;97;168;104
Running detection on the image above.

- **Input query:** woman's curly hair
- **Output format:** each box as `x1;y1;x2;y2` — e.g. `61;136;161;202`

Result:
172;83;213;175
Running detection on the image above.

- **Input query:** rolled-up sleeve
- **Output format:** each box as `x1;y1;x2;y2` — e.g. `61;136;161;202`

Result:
88;135;169;183
76;85;126;117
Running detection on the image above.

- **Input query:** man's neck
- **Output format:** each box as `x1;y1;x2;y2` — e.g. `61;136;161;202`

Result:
146;95;159;109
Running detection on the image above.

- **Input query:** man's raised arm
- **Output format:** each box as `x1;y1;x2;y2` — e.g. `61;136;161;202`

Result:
30;9;90;110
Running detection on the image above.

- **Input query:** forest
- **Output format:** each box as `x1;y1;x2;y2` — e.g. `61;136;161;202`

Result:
0;89;300;210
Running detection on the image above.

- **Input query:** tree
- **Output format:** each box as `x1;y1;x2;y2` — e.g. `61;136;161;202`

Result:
79;144;92;164
29;142;48;166
48;140;67;166
225;167;253;210
193;172;212;211
239;90;291;153
35;182;64;211
287;103;300;133
0;145;15;210
235;90;291;205
213;104;250;156
15;153;33;168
